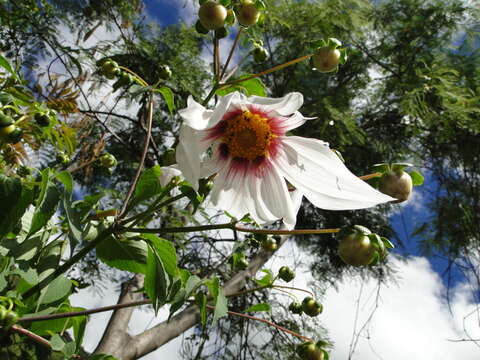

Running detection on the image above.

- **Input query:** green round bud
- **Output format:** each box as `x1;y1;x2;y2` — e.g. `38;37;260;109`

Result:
253;46;269;63
100;153;117;168
101;60;119;79
236;0;261;26
312;46;341;73
215;27;228;39
198;1;227;30
158;65;172;80
288;301;303;315
278;266;295;282
56;152;70;165
3;311;18;328
261;237;277;252
296;341;325;360
302;297;323;317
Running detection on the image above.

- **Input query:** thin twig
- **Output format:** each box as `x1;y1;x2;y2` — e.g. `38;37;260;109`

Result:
10;325;51;348
118;94;154;219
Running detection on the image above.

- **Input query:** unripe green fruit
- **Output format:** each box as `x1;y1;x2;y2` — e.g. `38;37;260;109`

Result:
158;65;172;80
312;47;341;73
0;307;7;322
261;237;277;251
288;301;303;315
302;297;323;317
337;226;375;266
198;1;227;30
236;0;260;26
100;153;117;168
0;112;14;127
6;127;22;144
379;171;413;203
253;46;269;63
102;60;119;79
296;341;324;360
278;266;295;282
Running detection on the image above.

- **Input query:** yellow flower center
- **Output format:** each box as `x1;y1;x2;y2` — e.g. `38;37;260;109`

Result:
222;110;275;161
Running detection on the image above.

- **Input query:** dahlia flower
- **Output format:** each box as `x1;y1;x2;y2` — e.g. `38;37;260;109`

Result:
176;92;393;228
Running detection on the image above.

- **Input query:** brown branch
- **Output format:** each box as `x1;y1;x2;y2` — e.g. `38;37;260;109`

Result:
10;325;51;348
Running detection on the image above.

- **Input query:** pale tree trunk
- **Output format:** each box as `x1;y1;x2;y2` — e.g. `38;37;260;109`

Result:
93;236;288;359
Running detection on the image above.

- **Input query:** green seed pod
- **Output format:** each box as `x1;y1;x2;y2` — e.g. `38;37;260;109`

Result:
3;311;18;328
296;341;325;360
102;60;119;79
56;152;70;165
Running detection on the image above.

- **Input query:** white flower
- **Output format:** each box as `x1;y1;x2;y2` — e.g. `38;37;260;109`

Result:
176;92;394;229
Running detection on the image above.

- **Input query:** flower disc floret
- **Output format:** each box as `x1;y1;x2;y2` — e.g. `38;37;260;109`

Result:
220;110;276;161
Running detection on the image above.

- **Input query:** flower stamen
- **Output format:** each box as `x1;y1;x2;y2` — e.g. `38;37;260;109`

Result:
222;110;275;161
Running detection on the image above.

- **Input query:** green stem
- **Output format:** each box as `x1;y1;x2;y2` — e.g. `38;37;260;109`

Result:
206;305;312;342
220;53;313;87
273;284;314;298
220;27;243;81
121;221;236;234
234;226;340;235
201;83;219;106
22;228;114;299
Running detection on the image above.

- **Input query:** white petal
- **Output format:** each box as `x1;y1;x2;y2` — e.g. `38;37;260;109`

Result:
275;136;395;210
176;125;210;190
206;91;243;128
283;111;316;132
159;165;182;186
260;165;297;229
246;173;277;225
210;167;248;220
247;92;304;116
290;189;304;216
178;96;213;130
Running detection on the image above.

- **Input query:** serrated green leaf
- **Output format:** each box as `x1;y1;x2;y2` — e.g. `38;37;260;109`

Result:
145;246;170;313
409;170;425;186
196;291;207;328
245;303;271;313
132;165;163;205
29;169;60;236
157;86;175;114
97;236;148;274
